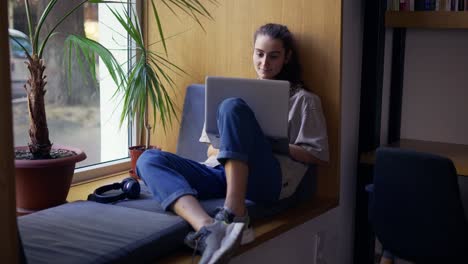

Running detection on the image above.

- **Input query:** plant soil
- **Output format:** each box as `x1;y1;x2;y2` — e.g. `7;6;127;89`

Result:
15;148;77;160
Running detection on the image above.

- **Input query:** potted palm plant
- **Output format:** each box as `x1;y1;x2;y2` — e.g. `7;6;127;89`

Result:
12;0;214;213
12;0;93;214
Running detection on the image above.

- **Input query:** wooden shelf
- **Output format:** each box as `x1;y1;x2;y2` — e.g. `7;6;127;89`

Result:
360;138;468;176
385;11;468;29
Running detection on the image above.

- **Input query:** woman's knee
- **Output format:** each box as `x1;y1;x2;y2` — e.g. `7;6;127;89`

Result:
136;149;171;173
218;97;253;119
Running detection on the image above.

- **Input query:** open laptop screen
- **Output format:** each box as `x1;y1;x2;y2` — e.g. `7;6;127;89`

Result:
205;76;290;152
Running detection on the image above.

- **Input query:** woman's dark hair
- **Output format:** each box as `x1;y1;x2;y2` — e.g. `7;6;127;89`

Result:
254;23;302;85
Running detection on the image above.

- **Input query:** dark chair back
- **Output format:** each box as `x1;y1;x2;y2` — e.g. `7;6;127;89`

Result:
370;147;468;263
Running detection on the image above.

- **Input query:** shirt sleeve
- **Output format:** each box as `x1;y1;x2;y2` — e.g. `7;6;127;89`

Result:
290;93;329;162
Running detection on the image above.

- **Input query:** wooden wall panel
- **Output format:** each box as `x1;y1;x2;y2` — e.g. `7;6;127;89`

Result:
146;0;342;199
0;0;19;262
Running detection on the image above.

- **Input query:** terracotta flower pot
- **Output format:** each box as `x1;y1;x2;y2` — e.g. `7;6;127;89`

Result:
129;145;159;180
15;145;86;213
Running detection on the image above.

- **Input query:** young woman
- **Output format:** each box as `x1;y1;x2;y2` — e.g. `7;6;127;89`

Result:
136;23;329;264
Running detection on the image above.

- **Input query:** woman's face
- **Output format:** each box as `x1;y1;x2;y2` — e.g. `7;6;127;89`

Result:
253;34;289;80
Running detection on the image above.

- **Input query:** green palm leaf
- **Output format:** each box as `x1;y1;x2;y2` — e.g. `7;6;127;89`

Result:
64;34;127;92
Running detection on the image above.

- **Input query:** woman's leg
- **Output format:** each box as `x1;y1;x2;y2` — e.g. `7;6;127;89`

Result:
224;160;248;216
137;149;245;264
216;98;283;216
171;195;213;231
136;149;226;231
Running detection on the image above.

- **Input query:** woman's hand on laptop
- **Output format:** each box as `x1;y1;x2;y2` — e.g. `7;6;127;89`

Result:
207;144;219;158
288;144;328;166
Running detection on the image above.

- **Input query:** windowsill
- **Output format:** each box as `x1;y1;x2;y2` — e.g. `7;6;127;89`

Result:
67;171;131;202
72;158;131;185
67;173;339;263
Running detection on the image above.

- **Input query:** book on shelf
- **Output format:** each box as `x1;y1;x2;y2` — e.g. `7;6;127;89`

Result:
394;0;400;11
386;0;401;11
387;0;468;10
448;0;468;10
451;0;458;10
400;0;409;10
440;0;451;11
414;0;436;10
388;0;414;11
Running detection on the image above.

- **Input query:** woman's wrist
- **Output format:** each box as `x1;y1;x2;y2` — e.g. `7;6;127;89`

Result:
288;144;328;166
207;145;220;158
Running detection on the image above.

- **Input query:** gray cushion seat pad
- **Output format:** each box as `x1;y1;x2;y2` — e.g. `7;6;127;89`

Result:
18;177;314;264
18;201;189;264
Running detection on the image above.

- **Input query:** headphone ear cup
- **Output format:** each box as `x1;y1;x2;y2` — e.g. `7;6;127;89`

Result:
122;177;140;199
121;177;135;187
88;182;125;203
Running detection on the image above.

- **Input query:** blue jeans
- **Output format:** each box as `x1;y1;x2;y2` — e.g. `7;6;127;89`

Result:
136;98;282;210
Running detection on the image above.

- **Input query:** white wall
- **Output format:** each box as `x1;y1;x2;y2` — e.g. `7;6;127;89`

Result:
401;29;468;144
231;0;364;263
380;30;393;145
382;30;468;145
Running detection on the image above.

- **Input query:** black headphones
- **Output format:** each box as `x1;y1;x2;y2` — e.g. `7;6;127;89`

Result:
87;177;141;204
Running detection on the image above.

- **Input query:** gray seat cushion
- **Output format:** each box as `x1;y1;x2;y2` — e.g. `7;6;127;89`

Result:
18;201;189;264
176;84;207;162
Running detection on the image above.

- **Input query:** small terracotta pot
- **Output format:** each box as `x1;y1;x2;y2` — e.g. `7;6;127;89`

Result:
15;145;86;213
128;145;159;180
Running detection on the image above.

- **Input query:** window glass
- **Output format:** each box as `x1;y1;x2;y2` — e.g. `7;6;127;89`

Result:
8;0;132;168
9;34;32;58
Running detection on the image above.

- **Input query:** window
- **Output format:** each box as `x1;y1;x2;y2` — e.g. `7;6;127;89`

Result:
9;0;135;181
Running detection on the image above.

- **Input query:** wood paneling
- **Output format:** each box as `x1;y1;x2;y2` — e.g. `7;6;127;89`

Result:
0;0;19;262
146;0;342;199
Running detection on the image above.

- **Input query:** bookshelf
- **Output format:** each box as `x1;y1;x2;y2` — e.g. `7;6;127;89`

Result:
355;2;468;263
360;139;468;176
379;11;468;176
386;11;468;28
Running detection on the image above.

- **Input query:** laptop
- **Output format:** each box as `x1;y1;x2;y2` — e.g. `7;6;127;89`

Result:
205;76;290;154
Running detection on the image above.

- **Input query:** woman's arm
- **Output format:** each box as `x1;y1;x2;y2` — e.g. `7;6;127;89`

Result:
208;144;327;165
288;144;328;166
207;144;220;158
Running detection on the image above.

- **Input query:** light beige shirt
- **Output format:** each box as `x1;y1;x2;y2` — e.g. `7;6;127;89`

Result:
199;88;329;199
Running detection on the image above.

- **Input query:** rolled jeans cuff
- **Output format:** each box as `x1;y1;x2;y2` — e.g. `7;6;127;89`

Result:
217;150;248;164
161;188;198;211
